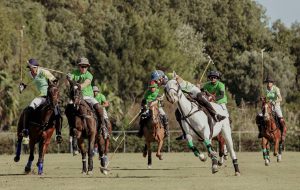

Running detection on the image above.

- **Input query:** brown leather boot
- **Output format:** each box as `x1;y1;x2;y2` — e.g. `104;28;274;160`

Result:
93;104;108;138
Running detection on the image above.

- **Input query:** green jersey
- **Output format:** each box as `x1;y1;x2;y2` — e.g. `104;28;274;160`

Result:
266;85;281;104
70;69;93;97
30;68;56;96
144;88;160;104
95;93;107;104
203;81;227;104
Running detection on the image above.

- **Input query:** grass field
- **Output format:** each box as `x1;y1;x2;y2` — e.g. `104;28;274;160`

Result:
0;152;299;190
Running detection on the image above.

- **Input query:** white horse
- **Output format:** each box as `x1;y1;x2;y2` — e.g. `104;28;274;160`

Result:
164;78;240;176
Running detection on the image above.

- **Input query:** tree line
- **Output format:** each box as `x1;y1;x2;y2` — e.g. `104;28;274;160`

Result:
0;0;299;129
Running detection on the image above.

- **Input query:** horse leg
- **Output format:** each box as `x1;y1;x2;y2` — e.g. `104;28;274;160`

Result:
24;139;35;174
15;113;25;162
273;137;279;157
87;133;95;175
156;139;163;160
37;128;55;175
278;140;282;162
203;138;218;174
186;134;206;162
221;124;240;176
217;134;226;166
78;137;87;174
142;144;147;158
262;138;270;166
14;136;23;162
147;141;152;168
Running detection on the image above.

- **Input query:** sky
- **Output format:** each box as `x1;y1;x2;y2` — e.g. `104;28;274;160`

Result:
255;0;300;27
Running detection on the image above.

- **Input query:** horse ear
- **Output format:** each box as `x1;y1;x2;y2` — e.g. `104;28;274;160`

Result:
172;71;177;79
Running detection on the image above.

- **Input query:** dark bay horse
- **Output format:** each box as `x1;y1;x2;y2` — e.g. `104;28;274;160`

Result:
142;101;165;168
14;82;62;175
66;80;97;174
261;98;283;165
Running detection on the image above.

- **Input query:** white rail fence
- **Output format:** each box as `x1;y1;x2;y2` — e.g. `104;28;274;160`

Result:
1;130;299;154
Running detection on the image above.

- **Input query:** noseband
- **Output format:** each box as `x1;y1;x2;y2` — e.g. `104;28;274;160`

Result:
164;80;182;103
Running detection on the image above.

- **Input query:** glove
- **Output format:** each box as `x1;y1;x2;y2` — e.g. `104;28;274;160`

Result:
66;73;72;80
19;83;27;94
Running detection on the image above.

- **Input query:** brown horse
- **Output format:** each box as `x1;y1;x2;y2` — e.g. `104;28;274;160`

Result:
14;82;62;175
261;98;283;165
66;79;97;174
212;133;228;165
142;101;165;168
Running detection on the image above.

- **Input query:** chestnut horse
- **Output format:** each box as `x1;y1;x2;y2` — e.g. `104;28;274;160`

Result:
261;98;283;165
66;79;97;174
142;101;165;168
14;82;62;175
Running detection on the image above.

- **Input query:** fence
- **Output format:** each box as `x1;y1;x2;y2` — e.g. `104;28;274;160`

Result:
1;130;299;155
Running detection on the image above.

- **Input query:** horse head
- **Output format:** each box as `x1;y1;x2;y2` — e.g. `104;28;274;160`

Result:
164;78;181;104
68;79;82;106
262;97;273;122
148;101;160;124
47;80;60;108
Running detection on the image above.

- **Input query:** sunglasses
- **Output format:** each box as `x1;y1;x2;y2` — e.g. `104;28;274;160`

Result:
80;65;88;68
209;76;218;79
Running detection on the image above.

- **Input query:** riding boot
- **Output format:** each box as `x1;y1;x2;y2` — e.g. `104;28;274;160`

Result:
93;104;108;139
175;109;186;141
160;114;169;137
22;107;34;137
279;118;287;143
196;93;226;122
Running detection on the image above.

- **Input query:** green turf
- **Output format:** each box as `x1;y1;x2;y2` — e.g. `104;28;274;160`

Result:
0;152;299;190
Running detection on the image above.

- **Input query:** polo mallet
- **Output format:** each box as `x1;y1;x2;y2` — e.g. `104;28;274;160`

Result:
199;55;215;84
100;110;142;172
39;67;66;75
260;48;265;97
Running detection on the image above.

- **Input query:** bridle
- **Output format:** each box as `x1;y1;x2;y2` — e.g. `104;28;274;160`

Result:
164;80;204;140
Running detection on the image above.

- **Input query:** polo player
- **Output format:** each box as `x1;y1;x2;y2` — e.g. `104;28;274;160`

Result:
19;58;62;142
66;57;108;155
256;75;287;143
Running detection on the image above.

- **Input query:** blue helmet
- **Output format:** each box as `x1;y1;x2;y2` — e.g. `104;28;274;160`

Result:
150;70;165;81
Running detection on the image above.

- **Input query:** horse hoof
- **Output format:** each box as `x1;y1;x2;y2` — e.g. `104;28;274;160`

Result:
198;154;207;162
87;171;93;175
147;165;151;169
156;154;163;160
143;152;147;158
100;168;108;175
224;155;228;160
277;155;282;162
24;166;31;174
217;160;223;166
212;165;218;174
235;172;241;176
14;156;20;162
73;150;79;156
265;159;270;166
